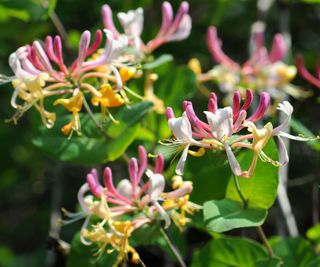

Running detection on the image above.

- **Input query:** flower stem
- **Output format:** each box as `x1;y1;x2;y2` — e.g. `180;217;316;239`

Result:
159;228;186;267
256;226;274;257
233;175;248;208
82;96;109;141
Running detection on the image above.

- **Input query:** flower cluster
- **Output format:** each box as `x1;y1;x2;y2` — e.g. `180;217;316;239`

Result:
7;29;132;136
189;25;310;103
64;146;198;266
6;2;192;136
102;1;191;59
165;89;315;177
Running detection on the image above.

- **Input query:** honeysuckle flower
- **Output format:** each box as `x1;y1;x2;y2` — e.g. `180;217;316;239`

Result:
5;28;137;135
271;101;320;165
63;146;198;265
191;25;310;104
166;89;319;178
54;91;84;136
165;89;275;178
101;1;191;57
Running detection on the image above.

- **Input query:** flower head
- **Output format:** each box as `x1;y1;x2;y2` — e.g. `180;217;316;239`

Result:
63;146;198;265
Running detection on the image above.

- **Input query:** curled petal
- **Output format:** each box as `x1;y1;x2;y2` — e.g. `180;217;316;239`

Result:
175;144;190;175
272;101;293;135
224;143;242;176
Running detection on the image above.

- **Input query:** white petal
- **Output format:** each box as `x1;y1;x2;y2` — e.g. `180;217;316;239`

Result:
168;112;193;141
276;136;289;165
224;143;242;176
103;29;128;63
273;101;293;135
145;169;165;201
117;7;144;37
278;131;315;141
204;107;233;140
116;179;133;199
176;144;190;175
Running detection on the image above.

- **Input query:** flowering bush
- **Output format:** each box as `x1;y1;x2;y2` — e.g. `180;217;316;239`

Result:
1;1;320;267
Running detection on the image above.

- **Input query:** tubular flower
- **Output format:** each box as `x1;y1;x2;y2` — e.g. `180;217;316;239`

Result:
191;25;311;103
101;1;191;57
63;146;199;266
296;54;320;88
5;28;135;135
165;89;318;178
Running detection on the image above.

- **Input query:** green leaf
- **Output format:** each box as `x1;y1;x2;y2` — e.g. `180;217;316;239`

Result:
307;223;320;244
254;257;282;267
67;232;116;267
202;140;279;232
185;151;231;204
226;139;279;210
32;102;153;164
203;199;267;233
290;117;320;151
142;54;173;70
191;237;269;267
271;237;320;267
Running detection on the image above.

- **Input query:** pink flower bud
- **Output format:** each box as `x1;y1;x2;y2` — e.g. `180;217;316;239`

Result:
269;33;287;62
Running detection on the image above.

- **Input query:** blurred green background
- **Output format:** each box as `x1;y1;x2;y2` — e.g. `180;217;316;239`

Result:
0;0;320;266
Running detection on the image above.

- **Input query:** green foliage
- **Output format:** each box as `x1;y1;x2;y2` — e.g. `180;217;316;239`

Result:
307;223;320;244
191;237;276;267
185;151;231;204
203;199;267;233
202;140;279;232
271;237;320;267
32;102;153;164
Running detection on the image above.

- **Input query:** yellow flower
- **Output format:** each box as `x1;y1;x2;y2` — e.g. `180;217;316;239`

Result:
188;58;202;74
91;84;125;108
246;122;273;154
119;67;136;83
81;220;139;267
54;91;83;136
